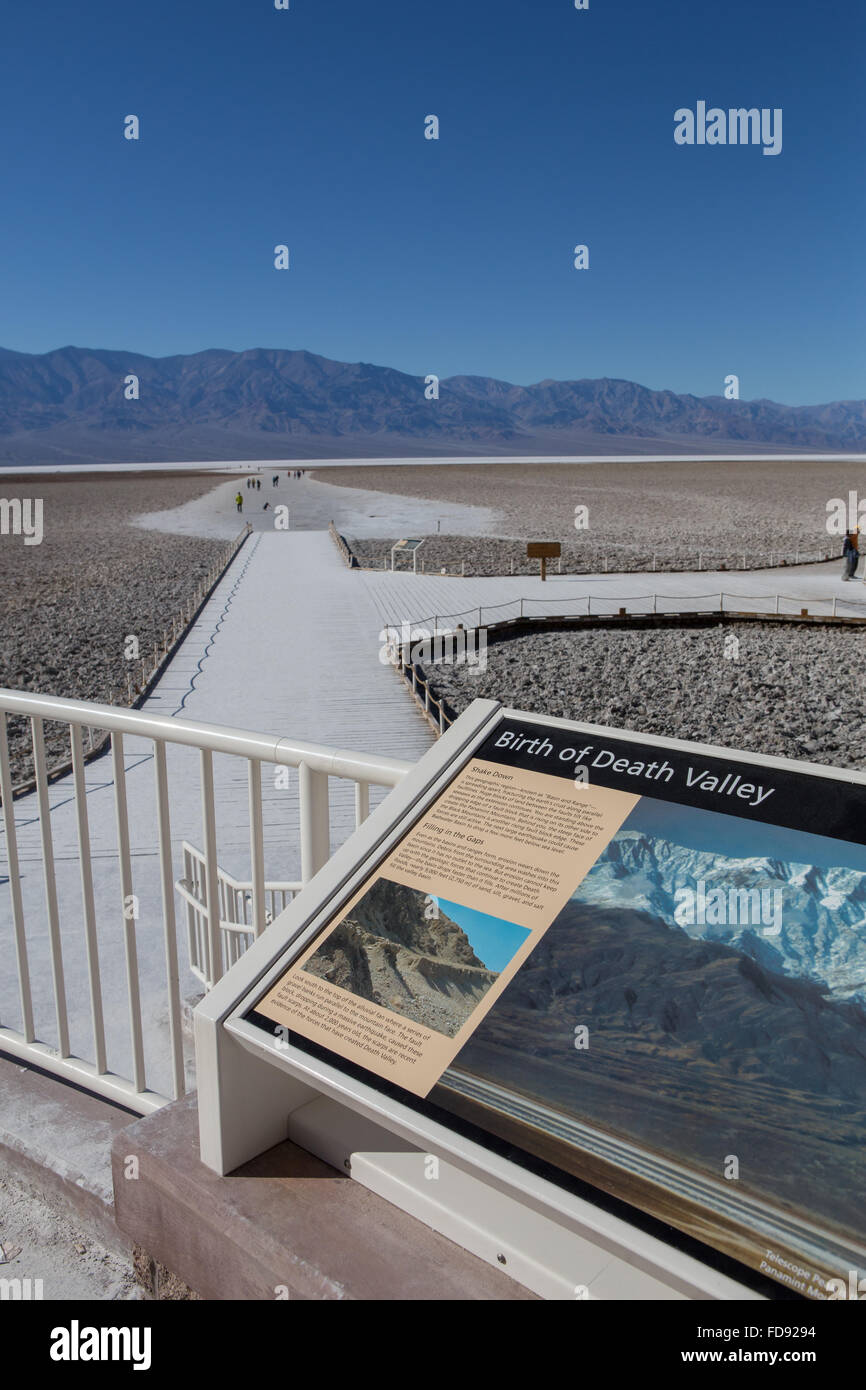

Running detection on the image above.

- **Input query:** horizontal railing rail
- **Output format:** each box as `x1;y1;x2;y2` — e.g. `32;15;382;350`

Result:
0;689;412;1114
177;841;302;989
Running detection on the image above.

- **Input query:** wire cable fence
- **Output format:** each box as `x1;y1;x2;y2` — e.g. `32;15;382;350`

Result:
382;588;866;638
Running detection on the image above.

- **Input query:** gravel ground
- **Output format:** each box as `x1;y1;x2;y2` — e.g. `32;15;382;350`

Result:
326;458;864;573
0;1172;139;1300
0;473;237;782
426;622;866;769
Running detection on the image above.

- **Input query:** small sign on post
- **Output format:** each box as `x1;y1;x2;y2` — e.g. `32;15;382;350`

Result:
526;540;561;582
391;538;426;573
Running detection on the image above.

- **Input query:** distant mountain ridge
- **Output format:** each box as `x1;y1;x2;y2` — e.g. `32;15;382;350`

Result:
0;344;862;464
579;830;866;1005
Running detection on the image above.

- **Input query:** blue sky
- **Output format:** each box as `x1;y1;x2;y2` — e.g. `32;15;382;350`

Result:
436;898;529;973
0;0;863;404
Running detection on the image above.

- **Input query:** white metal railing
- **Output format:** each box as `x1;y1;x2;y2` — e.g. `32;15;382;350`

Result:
7;524;253;801
370;546;838;578
0;689;412;1114
177;842;301;988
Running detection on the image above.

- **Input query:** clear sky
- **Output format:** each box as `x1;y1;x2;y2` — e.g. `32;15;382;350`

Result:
436;898;530;974
1;0;863;404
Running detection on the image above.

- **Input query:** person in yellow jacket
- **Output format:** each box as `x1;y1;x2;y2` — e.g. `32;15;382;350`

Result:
235;492;243;513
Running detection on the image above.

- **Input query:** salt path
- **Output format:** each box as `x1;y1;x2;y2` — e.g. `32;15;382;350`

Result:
2;471;864;1099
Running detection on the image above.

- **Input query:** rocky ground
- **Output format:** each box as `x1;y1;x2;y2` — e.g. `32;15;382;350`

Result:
0;1172;139;1301
327;457;862;574
0;473;236;783
426;622;866;769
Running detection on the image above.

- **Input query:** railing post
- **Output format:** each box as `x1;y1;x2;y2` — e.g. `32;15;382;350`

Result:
0;714;33;1042
31;716;70;1058
299;762;330;883
111;732;146;1093
355;781;370;829
247;759;267;938
154;740;184;1100
70;723;106;1075
200;749;223;987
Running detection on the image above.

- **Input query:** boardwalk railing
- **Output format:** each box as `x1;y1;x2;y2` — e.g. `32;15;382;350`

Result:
328;520;359;569
0;689;411;1114
177;842;301;989
7;523;253;801
386;588;866;636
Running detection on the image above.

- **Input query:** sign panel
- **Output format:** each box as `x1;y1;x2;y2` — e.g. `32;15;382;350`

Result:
255;758;638;1095
245;706;866;1299
526;541;561;558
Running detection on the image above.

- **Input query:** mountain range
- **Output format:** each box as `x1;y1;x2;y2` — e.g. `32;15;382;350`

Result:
577;830;866;1005
0;344;863;465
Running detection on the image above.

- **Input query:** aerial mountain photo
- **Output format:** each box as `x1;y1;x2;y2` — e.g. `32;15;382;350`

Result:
449;809;866;1246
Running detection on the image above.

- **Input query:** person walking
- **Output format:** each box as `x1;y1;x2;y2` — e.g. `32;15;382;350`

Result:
842;531;859;580
235;492;243;513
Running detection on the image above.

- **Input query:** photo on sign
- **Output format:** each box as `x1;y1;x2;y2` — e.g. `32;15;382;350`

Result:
301;877;531;1039
443;792;866;1279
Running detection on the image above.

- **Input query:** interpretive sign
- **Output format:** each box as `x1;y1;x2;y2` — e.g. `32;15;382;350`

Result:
228;701;866;1299
391;537;425;572
526;541;561;558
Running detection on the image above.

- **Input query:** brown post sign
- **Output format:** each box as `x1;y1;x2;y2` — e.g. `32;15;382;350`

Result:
526;540;561;581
